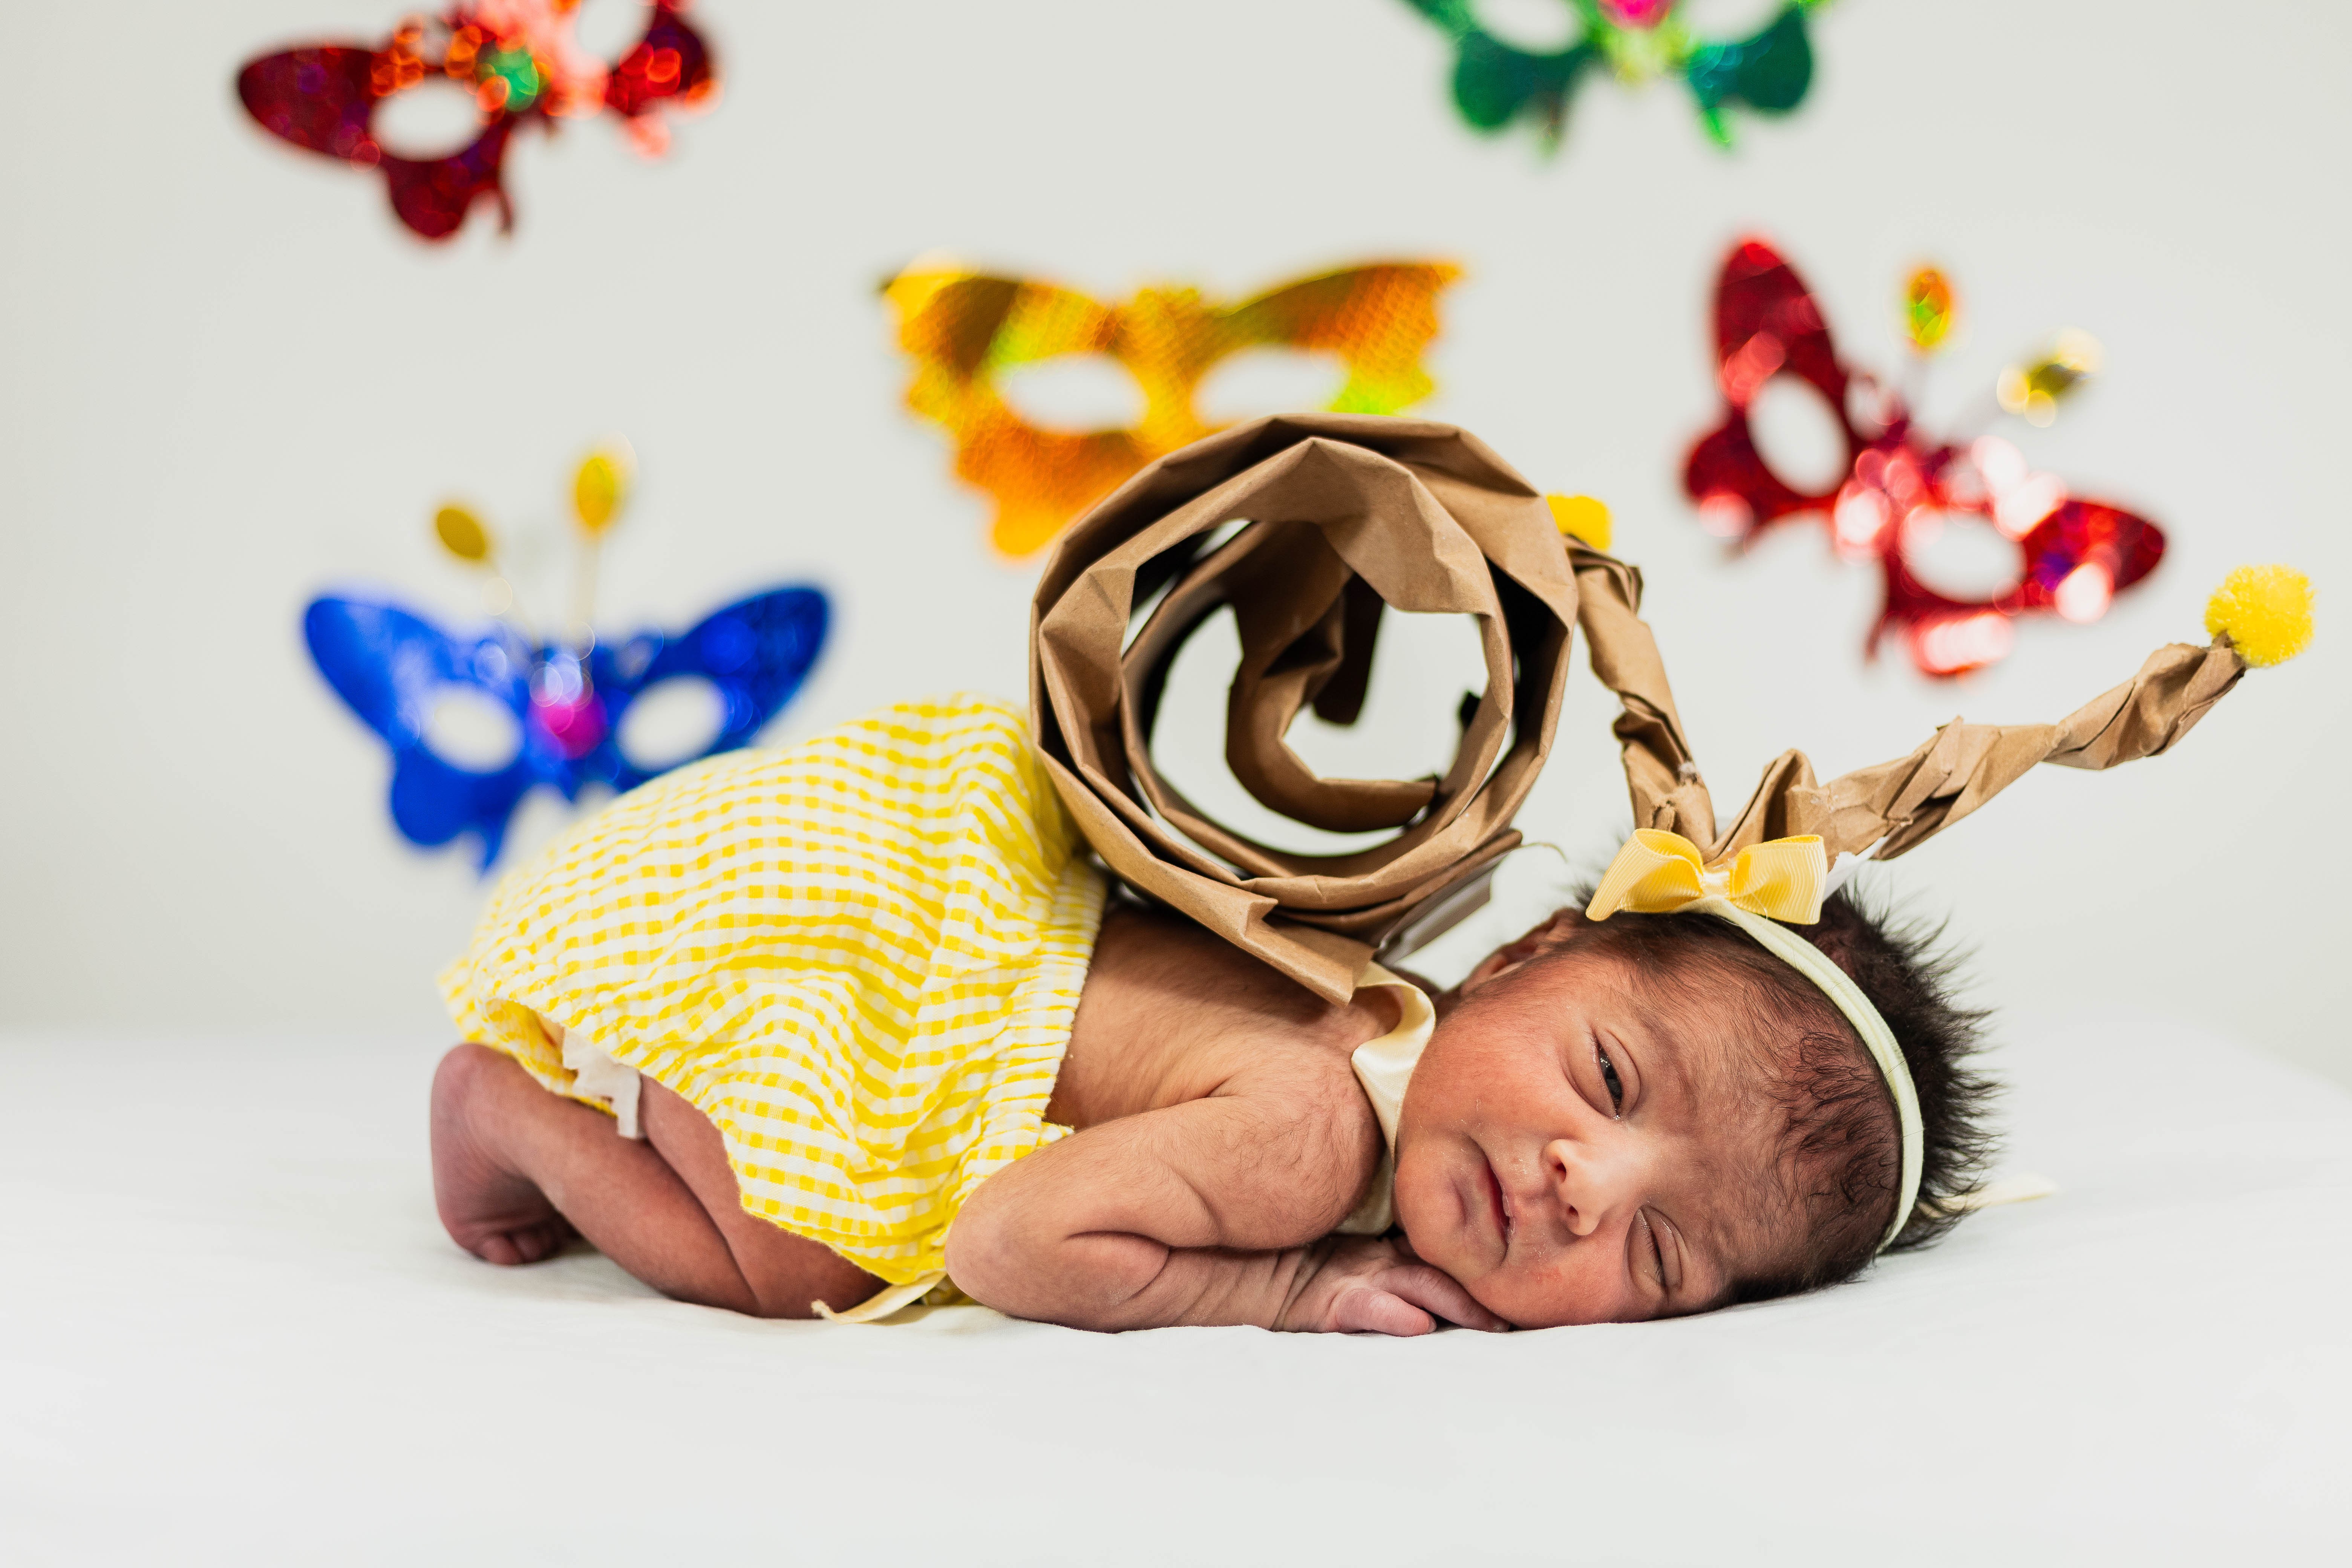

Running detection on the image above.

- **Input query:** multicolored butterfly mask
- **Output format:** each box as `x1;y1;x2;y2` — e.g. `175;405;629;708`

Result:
1682;239;2166;677
883;260;1461;557
237;1;716;240
305;445;828;866
1401;0;1823;150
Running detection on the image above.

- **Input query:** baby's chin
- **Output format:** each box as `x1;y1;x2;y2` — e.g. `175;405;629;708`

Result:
1397;1202;1636;1330
1455;1272;1539;1331
1396;1197;1605;1330
1452;1263;1625;1329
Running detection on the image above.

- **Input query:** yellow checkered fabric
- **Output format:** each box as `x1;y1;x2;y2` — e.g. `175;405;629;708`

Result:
441;695;1109;1288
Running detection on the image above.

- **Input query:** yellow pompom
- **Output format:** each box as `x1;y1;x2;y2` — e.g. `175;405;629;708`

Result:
1547;493;1611;551
2204;564;2314;667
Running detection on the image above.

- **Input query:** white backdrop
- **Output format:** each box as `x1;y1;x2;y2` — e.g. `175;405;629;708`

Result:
4;0;2345;1083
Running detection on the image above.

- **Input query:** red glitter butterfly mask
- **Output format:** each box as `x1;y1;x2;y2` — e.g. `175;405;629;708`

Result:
1683;239;2165;677
236;1;716;240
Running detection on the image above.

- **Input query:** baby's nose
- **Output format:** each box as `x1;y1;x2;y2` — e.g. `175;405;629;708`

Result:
1543;1136;1639;1237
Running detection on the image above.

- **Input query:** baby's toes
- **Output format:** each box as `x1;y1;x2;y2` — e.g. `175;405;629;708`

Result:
518;1216;577;1261
484;1218;574;1266
474;1230;528;1266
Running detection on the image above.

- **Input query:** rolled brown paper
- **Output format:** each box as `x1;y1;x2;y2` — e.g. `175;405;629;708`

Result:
1561;536;2254;867
1030;412;2257;1002
1029;413;1580;1001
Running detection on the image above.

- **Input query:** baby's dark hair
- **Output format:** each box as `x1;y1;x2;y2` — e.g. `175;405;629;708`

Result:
1557;884;1998;1302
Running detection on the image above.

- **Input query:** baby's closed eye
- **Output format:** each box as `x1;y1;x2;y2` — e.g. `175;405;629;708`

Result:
1597;1046;1626;1114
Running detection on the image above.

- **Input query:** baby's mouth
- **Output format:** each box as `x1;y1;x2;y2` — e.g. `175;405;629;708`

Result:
1480;1156;1511;1257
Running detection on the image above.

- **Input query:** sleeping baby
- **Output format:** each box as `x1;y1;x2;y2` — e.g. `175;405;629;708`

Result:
433;696;1988;1332
428;419;2298;1333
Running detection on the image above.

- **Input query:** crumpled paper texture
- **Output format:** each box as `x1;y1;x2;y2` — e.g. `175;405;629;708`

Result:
1029;413;1575;1001
1569;553;2250;864
1031;413;2252;1000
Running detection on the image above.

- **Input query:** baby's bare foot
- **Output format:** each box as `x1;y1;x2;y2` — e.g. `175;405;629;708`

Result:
431;1043;577;1265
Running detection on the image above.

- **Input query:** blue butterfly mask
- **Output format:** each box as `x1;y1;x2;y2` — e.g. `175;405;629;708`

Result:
306;585;828;867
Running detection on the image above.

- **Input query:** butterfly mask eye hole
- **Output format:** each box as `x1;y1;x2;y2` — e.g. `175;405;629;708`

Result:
422;685;525;773
1895;509;2029;603
1465;0;1583;55
369;72;488;160
992;355;1149;434
1745;374;1853;498
1194;348;1349;427
615;675;730;775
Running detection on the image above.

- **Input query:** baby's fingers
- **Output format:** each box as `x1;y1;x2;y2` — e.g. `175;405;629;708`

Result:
1329;1284;1437;1337
1379;1264;1512;1333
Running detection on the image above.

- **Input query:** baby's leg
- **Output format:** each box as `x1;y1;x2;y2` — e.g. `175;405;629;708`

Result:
634;1074;884;1315
430;1044;879;1317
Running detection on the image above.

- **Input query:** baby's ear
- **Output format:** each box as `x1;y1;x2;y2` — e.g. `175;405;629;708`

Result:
1461;908;1586;990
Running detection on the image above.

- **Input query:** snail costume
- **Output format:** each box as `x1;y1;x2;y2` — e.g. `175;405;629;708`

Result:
444;413;2311;1317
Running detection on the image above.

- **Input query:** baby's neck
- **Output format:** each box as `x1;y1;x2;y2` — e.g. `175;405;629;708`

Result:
1045;905;1396;1130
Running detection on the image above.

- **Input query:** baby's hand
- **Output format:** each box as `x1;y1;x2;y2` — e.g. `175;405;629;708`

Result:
1277;1236;1511;1335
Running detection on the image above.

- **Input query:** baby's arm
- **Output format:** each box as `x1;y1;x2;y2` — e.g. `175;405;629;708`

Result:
945;1069;1506;1335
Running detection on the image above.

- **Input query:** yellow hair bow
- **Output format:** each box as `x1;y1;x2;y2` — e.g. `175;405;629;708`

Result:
1585;830;1830;926
1584;827;1920;1251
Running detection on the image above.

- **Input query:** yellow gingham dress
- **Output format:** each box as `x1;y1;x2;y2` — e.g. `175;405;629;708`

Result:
441;695;1108;1313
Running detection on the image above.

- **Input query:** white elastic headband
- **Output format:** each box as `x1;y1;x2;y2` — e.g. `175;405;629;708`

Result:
1686;895;1922;1253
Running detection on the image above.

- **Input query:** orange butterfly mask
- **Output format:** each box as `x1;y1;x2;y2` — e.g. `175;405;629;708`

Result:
882;261;1461;557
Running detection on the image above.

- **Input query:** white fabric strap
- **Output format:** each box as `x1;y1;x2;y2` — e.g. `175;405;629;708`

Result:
558;1026;644;1141
1334;962;1438;1236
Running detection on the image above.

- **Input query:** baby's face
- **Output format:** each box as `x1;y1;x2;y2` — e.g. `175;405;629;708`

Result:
1393;936;1784;1327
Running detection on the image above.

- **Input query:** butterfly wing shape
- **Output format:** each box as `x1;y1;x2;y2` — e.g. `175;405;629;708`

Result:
884;266;1155;557
235;46;379;160
1403;0;1600;144
2019;500;2167;607
379;118;516;239
885;261;1460;556
593;586;831;793
1683;237;1864;541
303;595;539;865
237;33;520;239
308;586;826;867
606;2;719;118
1682;239;2170;677
1880;496;2169;673
1684;5;1816;144
1406;2;1820;150
237;3;715;240
236;28;522;240
1219;263;1462;418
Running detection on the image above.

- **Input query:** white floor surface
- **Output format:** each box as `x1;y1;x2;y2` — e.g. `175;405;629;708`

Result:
3;1019;2345;1565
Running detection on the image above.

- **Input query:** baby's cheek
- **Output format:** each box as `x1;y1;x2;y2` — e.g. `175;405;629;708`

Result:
1482;1253;1628;1330
1392;1166;1475;1282
1458;1270;1530;1328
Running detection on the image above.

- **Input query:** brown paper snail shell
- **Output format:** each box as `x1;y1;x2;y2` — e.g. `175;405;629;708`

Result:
1028;414;1579;1001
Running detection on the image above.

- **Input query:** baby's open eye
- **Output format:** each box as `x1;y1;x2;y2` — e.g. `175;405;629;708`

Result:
1597;1045;1625;1114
